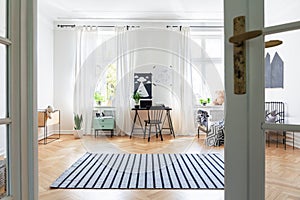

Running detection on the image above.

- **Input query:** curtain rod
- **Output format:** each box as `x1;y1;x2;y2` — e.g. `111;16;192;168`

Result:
57;24;140;29
166;25;223;28
190;25;223;28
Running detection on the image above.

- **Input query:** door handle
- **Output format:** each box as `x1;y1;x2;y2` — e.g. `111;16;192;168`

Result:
229;16;262;95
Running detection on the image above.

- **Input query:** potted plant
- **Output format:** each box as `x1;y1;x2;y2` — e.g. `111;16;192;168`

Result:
94;92;105;106
74;113;83;139
132;92;141;108
200;98;211;106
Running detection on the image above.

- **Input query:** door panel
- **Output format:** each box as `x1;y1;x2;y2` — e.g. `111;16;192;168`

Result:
264;2;300;199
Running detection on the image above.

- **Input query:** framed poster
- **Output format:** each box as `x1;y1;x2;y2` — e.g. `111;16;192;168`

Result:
134;73;152;99
152;65;173;87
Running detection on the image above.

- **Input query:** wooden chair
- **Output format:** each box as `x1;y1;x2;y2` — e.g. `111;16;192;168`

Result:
144;106;164;142
197;110;209;138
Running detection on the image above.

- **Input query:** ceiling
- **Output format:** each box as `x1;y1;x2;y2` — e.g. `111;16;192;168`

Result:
39;0;223;22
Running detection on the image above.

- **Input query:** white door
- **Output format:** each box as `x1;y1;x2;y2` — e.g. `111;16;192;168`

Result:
224;0;300;199
0;1;10;198
0;0;37;199
263;1;300;199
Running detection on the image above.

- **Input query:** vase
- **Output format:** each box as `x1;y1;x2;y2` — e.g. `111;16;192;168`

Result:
74;129;83;139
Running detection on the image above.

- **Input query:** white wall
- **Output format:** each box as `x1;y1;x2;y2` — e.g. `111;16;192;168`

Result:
37;13;54;108
37;10;54;138
53;30;77;131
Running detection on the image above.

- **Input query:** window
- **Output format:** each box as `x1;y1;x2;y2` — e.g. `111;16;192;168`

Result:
94;63;117;106
190;28;224;104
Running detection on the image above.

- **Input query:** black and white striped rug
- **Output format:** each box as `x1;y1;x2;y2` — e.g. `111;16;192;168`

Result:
51;153;224;189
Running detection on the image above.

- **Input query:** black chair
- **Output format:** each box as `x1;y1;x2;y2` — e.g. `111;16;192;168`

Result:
144;106;164;142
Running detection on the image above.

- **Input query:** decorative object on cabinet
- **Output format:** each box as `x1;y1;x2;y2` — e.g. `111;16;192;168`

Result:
213;90;225;106
199;98;211;106
94;91;106;106
38;109;60;144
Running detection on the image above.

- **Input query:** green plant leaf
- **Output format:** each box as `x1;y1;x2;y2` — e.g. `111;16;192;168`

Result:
74;113;83;130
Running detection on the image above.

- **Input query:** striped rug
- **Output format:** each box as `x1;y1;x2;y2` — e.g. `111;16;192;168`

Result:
51;153;224;189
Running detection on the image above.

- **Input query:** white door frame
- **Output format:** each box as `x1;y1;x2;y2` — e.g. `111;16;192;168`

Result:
224;0;265;199
6;0;38;199
18;0;300;199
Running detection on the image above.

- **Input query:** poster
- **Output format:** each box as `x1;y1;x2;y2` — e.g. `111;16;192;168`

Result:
134;73;152;99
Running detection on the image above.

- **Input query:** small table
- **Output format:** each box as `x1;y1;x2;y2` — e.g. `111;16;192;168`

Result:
130;107;175;138
93;116;115;137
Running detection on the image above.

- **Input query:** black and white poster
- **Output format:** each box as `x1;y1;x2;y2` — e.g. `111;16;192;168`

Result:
134;73;152;99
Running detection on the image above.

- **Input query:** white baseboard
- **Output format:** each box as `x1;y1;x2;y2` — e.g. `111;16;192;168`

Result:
38;130;75;140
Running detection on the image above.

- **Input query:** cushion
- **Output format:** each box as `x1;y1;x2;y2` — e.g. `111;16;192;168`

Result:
265;110;277;123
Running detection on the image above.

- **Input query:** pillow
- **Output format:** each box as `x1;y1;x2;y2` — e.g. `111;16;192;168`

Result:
265;110;277;123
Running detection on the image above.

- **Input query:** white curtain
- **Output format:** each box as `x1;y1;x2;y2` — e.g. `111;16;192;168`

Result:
114;27;135;135
73;26;195;135
171;27;196;135
74;26;112;134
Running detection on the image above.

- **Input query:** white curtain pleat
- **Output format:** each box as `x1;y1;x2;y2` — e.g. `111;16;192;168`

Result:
114;26;135;135
74;27;109;134
171;27;196;135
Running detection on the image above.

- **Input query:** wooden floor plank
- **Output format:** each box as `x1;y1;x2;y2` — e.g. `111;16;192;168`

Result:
39;134;300;200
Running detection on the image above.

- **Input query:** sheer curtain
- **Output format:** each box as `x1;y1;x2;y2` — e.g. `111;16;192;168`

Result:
74;26;112;134
171;27;196;135
114;27;135;135
73;26;196;135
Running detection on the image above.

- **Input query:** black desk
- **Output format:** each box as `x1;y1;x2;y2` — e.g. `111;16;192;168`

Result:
130;107;175;138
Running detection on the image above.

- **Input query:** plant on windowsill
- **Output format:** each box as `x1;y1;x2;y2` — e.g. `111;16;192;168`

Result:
132;92;141;108
94;92;106;106
200;98;211;106
74;113;83;139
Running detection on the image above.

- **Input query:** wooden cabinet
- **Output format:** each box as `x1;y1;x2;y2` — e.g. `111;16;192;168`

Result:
93;116;115;137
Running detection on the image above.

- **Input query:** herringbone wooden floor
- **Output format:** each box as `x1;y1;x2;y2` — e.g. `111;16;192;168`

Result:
38;133;300;200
